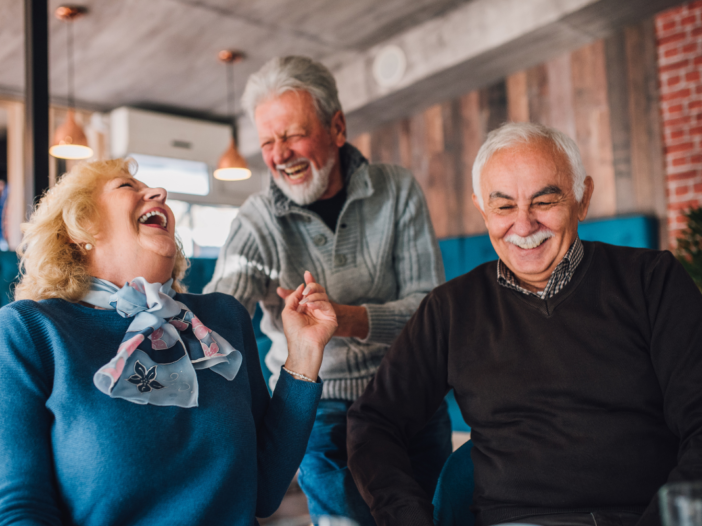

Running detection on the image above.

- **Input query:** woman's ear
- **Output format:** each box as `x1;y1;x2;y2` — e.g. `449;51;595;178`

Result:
68;238;94;252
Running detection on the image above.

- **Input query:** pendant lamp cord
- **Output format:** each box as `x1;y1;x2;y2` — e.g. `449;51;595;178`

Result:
226;61;236;140
66;19;75;110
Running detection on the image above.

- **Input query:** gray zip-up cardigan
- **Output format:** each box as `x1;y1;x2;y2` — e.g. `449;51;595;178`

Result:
204;144;445;400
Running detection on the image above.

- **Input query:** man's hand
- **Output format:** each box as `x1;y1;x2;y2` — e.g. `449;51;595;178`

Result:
331;303;369;339
277;284;369;340
279;271;338;381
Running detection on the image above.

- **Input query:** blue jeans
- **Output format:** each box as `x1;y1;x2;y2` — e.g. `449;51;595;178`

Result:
298;399;453;526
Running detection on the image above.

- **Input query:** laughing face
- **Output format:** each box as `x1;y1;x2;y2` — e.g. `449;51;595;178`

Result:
87;173;177;286
473;141;594;292
255;90;346;205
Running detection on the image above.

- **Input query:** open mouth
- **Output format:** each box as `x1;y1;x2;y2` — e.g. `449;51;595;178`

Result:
280;160;310;181
138;209;168;230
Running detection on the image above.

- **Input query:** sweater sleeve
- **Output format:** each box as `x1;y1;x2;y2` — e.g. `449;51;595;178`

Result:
238;305;322;518
348;292;450;526
204;213;272;317
362;174;446;346
0;304;62;526
636;252;702;526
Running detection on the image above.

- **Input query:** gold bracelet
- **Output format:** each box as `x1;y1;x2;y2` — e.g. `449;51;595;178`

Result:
282;366;316;383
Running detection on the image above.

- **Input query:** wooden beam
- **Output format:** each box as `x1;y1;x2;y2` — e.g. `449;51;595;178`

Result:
442;99;464;238
459;91;489;235
422;104;450;238
507;71;529;123
481;81;508;134
370;121;400;165
545;53;577;139
604;30;636;213
570;40;617;218
625;19;667;247
527;64;550;125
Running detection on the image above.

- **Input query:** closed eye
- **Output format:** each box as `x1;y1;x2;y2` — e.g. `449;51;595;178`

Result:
533;200;558;207
118;182;132;189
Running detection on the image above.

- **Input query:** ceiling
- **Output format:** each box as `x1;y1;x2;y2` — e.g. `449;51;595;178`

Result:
0;0;682;160
0;0;470;121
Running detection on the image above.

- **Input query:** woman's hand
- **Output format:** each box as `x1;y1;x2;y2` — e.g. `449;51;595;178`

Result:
279;271;337;382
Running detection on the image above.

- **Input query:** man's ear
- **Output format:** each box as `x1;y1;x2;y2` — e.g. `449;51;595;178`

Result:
577;176;595;222
330;111;346;147
472;193;489;230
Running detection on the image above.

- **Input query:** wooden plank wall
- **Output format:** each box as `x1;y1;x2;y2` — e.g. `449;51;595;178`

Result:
351;19;666;246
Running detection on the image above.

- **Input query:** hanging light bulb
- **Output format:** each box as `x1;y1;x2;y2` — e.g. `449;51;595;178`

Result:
50;5;93;160
215;138;251;181
213;50;251;181
49;109;92;159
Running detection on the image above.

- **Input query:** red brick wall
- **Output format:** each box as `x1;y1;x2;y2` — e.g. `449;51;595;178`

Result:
656;1;702;245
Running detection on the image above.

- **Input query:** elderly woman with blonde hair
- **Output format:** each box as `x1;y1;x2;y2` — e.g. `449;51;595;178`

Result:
0;158;337;525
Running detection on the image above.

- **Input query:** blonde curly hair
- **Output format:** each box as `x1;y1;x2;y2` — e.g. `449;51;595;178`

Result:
14;158;188;302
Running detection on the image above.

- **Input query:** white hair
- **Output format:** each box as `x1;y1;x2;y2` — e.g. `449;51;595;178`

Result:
472;122;586;210
241;56;342;127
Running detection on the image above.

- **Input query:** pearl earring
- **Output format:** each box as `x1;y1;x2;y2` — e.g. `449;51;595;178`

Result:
85;243;93;251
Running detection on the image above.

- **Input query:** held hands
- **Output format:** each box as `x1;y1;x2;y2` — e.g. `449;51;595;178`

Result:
278;271;337;382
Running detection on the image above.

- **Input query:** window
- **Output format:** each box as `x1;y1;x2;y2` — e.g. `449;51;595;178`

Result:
168;199;238;258
130;153;209;196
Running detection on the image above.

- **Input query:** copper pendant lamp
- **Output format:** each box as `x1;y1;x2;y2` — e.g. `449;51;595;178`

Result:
214;50;251;181
50;5;93;160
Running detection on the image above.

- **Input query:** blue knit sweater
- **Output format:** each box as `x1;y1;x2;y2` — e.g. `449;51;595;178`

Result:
0;292;322;525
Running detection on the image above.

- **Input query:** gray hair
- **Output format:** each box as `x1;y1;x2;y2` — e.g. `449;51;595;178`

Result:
241;56;342;127
472;122;586;210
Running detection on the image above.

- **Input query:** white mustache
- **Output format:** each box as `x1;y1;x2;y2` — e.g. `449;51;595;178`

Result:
505;229;554;249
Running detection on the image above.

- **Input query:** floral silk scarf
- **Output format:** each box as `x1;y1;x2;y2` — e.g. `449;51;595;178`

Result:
84;277;242;408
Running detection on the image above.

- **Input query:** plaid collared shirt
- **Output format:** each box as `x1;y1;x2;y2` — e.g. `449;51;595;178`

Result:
497;237;584;299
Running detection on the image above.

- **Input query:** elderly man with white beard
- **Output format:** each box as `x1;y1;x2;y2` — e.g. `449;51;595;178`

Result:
205;56;452;524
347;122;702;526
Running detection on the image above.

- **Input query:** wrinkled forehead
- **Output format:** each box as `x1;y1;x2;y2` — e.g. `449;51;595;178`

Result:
255;90;319;130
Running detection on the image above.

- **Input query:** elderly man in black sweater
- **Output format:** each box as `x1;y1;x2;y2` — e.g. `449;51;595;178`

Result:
347;122;702;526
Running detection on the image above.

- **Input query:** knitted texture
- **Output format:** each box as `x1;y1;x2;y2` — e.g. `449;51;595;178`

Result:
348;242;702;526
205;143;444;400
0;292;322;526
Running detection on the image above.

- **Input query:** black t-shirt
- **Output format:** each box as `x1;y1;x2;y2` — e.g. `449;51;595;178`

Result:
305;187;347;232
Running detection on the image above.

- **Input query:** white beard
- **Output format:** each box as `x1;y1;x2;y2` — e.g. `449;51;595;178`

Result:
273;155;336;206
505;229;554;249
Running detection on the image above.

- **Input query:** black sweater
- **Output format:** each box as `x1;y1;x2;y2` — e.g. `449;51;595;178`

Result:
347;242;702;526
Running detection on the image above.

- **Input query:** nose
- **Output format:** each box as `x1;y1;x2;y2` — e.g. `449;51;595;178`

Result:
145;186;167;203
272;140;293;166
512;205;539;236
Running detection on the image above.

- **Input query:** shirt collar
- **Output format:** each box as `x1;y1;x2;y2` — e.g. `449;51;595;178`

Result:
269;142;371;217
497;237;584;299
